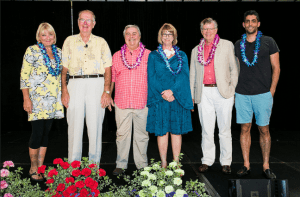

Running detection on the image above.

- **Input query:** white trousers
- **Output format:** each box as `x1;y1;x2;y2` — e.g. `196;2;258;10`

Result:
197;86;234;166
115;104;149;169
67;77;105;163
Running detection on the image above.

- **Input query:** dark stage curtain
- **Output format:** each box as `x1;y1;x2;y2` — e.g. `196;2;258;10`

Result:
1;2;299;136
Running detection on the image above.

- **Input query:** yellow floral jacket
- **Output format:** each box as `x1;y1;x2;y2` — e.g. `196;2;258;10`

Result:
20;44;64;121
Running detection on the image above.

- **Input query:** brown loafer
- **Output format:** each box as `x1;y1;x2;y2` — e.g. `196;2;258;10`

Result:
222;165;231;174
199;164;209;173
112;168;125;176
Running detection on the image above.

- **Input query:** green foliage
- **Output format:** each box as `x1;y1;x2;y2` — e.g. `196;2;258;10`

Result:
1;166;45;197
102;153;210;197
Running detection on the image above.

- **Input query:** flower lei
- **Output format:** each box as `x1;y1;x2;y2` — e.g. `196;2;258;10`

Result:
240;31;262;67
121;42;146;69
197;34;220;66
157;44;183;75
37;42;62;76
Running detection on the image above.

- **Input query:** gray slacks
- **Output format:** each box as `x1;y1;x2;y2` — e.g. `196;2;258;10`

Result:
115;104;149;169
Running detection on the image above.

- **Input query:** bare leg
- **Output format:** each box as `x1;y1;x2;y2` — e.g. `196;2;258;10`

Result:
157;133;169;168
29;147;43;180
38;147;47;167
240;123;252;170
258;125;271;171
170;134;182;163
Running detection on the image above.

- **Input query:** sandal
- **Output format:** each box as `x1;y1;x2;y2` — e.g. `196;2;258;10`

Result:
29;171;44;182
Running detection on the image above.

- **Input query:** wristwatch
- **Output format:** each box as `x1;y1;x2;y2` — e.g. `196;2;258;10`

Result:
104;91;110;94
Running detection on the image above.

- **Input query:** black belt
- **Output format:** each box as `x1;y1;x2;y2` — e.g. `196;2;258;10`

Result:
69;74;104;79
204;84;217;87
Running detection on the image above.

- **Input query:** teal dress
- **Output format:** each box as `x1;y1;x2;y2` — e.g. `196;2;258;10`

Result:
146;50;193;136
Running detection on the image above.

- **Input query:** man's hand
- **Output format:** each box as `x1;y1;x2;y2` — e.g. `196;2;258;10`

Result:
270;88;275;97
62;91;70;108
101;92;114;111
191;99;195;112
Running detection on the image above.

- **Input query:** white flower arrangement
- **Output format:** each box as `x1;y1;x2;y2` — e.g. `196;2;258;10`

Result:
105;154;210;197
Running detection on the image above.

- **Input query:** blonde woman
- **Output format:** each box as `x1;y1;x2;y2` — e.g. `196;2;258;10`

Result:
20;22;64;181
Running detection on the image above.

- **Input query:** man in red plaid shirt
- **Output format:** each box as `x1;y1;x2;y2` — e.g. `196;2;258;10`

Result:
110;25;151;175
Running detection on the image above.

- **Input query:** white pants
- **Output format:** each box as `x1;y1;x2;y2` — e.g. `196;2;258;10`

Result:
197;86;234;166
67;77;105;163
115;104;149;169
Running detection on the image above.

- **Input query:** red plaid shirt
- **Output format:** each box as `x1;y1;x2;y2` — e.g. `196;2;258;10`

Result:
112;46;151;109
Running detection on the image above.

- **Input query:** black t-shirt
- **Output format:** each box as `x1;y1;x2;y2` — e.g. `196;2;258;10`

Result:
235;35;279;95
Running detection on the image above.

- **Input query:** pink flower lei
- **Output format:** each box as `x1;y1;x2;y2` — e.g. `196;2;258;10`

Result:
197;34;220;66
121;42;145;69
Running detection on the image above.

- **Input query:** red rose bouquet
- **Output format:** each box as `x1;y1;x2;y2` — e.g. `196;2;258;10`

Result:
39;157;111;197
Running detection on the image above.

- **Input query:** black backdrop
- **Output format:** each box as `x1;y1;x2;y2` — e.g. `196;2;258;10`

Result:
1;2;299;135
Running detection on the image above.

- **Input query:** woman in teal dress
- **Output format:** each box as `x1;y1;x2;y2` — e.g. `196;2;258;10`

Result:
147;23;193;168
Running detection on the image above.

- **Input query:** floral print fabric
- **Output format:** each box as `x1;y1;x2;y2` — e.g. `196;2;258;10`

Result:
20;45;64;121
61;34;112;75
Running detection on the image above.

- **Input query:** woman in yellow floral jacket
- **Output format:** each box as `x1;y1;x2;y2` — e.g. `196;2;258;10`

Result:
20;23;64;181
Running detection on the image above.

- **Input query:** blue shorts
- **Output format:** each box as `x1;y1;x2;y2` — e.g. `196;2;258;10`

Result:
235;92;273;126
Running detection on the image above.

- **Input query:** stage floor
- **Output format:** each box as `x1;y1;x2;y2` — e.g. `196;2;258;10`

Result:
2;118;300;196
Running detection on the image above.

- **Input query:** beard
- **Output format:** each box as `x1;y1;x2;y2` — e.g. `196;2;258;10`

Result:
245;26;258;35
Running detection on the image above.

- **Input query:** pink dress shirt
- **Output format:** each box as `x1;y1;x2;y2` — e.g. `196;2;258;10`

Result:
112;46;151;109
203;41;216;84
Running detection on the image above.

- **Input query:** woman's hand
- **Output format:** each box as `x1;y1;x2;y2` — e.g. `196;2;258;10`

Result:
161;90;173;100
162;90;175;102
167;95;175;102
23;98;32;114
62;91;70;108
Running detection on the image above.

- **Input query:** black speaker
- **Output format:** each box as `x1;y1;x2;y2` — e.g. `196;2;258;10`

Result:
228;179;289;197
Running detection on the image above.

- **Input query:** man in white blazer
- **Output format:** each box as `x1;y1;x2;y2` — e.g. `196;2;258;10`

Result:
190;18;239;174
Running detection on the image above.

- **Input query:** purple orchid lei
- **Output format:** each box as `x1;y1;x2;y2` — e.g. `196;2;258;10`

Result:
37;42;62;76
157;44;183;75
240;31;262;67
121;42;146;69
197;34;220;66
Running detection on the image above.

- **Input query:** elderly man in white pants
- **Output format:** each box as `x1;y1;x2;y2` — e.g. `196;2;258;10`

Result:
61;10;113;163
190;18;239;174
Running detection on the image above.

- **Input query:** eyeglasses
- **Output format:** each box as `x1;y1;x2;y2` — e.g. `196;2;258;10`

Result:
162;34;173;38
201;28;216;32
79;18;93;24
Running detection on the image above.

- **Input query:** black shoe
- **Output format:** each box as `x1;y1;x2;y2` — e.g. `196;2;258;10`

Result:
198;164;209;173
112;168;125;176
222;165;232;175
263;169;276;179
237;166;251;177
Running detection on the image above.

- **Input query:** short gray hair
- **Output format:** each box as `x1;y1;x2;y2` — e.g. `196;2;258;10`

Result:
200;18;218;30
78;10;96;22
123;25;141;37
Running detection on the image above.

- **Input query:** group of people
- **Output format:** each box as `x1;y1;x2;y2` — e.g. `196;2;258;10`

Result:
20;9;280;182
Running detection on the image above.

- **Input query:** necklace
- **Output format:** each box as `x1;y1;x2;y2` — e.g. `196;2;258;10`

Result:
240;31;262;67
163;48;175;57
157;44;182;75
197;34;220;66
121;42;145;70
37;42;61;76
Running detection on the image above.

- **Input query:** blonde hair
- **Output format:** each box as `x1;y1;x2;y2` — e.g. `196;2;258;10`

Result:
36;22;57;44
157;23;178;45
78;10;96;22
